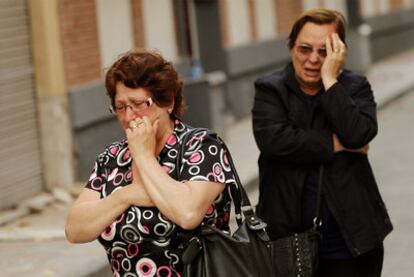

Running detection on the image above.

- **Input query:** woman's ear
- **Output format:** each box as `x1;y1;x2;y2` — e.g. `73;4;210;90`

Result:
168;99;175;114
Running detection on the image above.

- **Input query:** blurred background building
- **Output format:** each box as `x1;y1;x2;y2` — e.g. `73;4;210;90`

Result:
1;0;414;210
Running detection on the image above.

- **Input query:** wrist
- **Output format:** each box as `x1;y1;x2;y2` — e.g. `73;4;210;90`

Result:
113;186;132;206
133;151;155;167
323;77;337;91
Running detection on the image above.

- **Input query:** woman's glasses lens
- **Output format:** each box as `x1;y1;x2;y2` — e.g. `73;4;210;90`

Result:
296;45;327;58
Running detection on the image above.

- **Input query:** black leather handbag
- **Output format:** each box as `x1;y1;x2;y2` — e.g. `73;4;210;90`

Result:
177;128;276;277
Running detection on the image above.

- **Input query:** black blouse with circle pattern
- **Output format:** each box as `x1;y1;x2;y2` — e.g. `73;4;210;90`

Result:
85;120;236;276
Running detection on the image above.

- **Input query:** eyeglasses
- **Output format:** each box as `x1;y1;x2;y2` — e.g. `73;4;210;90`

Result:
110;97;153;114
295;44;327;58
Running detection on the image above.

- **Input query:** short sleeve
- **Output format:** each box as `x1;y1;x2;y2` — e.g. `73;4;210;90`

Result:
178;129;236;185
85;153;108;194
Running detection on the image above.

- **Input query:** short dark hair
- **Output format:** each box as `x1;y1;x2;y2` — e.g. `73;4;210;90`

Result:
105;49;186;119
288;8;347;49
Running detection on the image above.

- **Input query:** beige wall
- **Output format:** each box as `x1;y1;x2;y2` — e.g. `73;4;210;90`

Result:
96;0;135;70
28;0;74;190
322;0;347;18
141;0;178;61
302;0;322;10
255;0;278;40
225;0;252;47
360;0;395;17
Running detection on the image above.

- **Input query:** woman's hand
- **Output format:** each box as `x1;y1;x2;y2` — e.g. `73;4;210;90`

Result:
126;116;159;159
321;33;347;90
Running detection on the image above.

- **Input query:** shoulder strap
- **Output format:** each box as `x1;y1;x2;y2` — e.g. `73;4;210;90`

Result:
176;127;266;230
313;165;324;230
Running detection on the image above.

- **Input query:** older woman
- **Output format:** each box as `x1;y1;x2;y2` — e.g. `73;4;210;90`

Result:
66;50;235;276
252;8;392;277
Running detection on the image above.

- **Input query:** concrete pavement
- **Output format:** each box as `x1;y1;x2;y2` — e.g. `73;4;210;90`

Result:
370;89;414;277
2;47;414;276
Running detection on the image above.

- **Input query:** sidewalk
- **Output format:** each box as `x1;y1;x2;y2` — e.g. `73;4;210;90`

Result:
2;48;414;277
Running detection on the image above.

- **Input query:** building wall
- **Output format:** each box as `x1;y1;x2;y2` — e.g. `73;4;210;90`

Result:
320;0;347;18
8;0;413;186
0;0;44;209
255;0;278;41
225;0;252;47
275;0;302;35
58;0;101;87
365;8;414;62
131;0;145;48
96;0;135;70
359;0;414;17
66;0;182;180
141;0;178;61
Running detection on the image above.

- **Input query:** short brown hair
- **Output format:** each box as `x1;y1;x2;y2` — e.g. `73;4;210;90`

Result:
288;8;347;49
105;49;185;119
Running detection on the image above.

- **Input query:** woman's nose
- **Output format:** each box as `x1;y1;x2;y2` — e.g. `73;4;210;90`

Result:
125;106;138;121
308;51;320;63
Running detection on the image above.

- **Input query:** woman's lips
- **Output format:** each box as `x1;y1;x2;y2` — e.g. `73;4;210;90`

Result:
304;68;320;77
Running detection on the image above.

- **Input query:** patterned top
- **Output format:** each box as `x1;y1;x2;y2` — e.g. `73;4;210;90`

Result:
86;120;236;276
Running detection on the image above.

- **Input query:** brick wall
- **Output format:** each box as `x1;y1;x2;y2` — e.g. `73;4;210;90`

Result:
58;0;101;87
390;0;404;10
248;0;257;42
218;0;229;48
275;0;303;36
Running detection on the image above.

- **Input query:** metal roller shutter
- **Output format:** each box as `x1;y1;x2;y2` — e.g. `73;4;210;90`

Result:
0;0;43;209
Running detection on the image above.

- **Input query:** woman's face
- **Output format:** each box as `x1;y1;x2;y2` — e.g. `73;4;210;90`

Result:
290;22;336;93
114;82;173;134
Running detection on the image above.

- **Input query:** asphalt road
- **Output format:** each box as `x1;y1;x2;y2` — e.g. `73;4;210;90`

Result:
370;89;414;276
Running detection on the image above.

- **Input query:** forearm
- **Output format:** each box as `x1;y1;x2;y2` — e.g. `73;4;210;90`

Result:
253;122;334;163
135;155;207;229
65;190;129;243
320;81;378;147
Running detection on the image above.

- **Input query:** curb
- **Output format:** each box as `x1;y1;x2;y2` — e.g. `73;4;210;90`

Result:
377;85;414;110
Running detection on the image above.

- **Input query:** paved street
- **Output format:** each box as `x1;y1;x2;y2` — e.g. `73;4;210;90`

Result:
370;89;414;277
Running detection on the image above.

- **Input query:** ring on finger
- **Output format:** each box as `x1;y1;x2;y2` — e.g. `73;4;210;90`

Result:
134;122;144;129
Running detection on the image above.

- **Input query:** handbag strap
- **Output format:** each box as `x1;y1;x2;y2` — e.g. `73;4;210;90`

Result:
313;165;324;230
176;127;266;230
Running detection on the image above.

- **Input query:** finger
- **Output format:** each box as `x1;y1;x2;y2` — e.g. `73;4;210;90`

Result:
335;33;345;45
153;119;160;134
129;120;138;129
332;33;340;53
141;116;152;130
125;127;133;138
325;36;333;56
335;34;346;53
